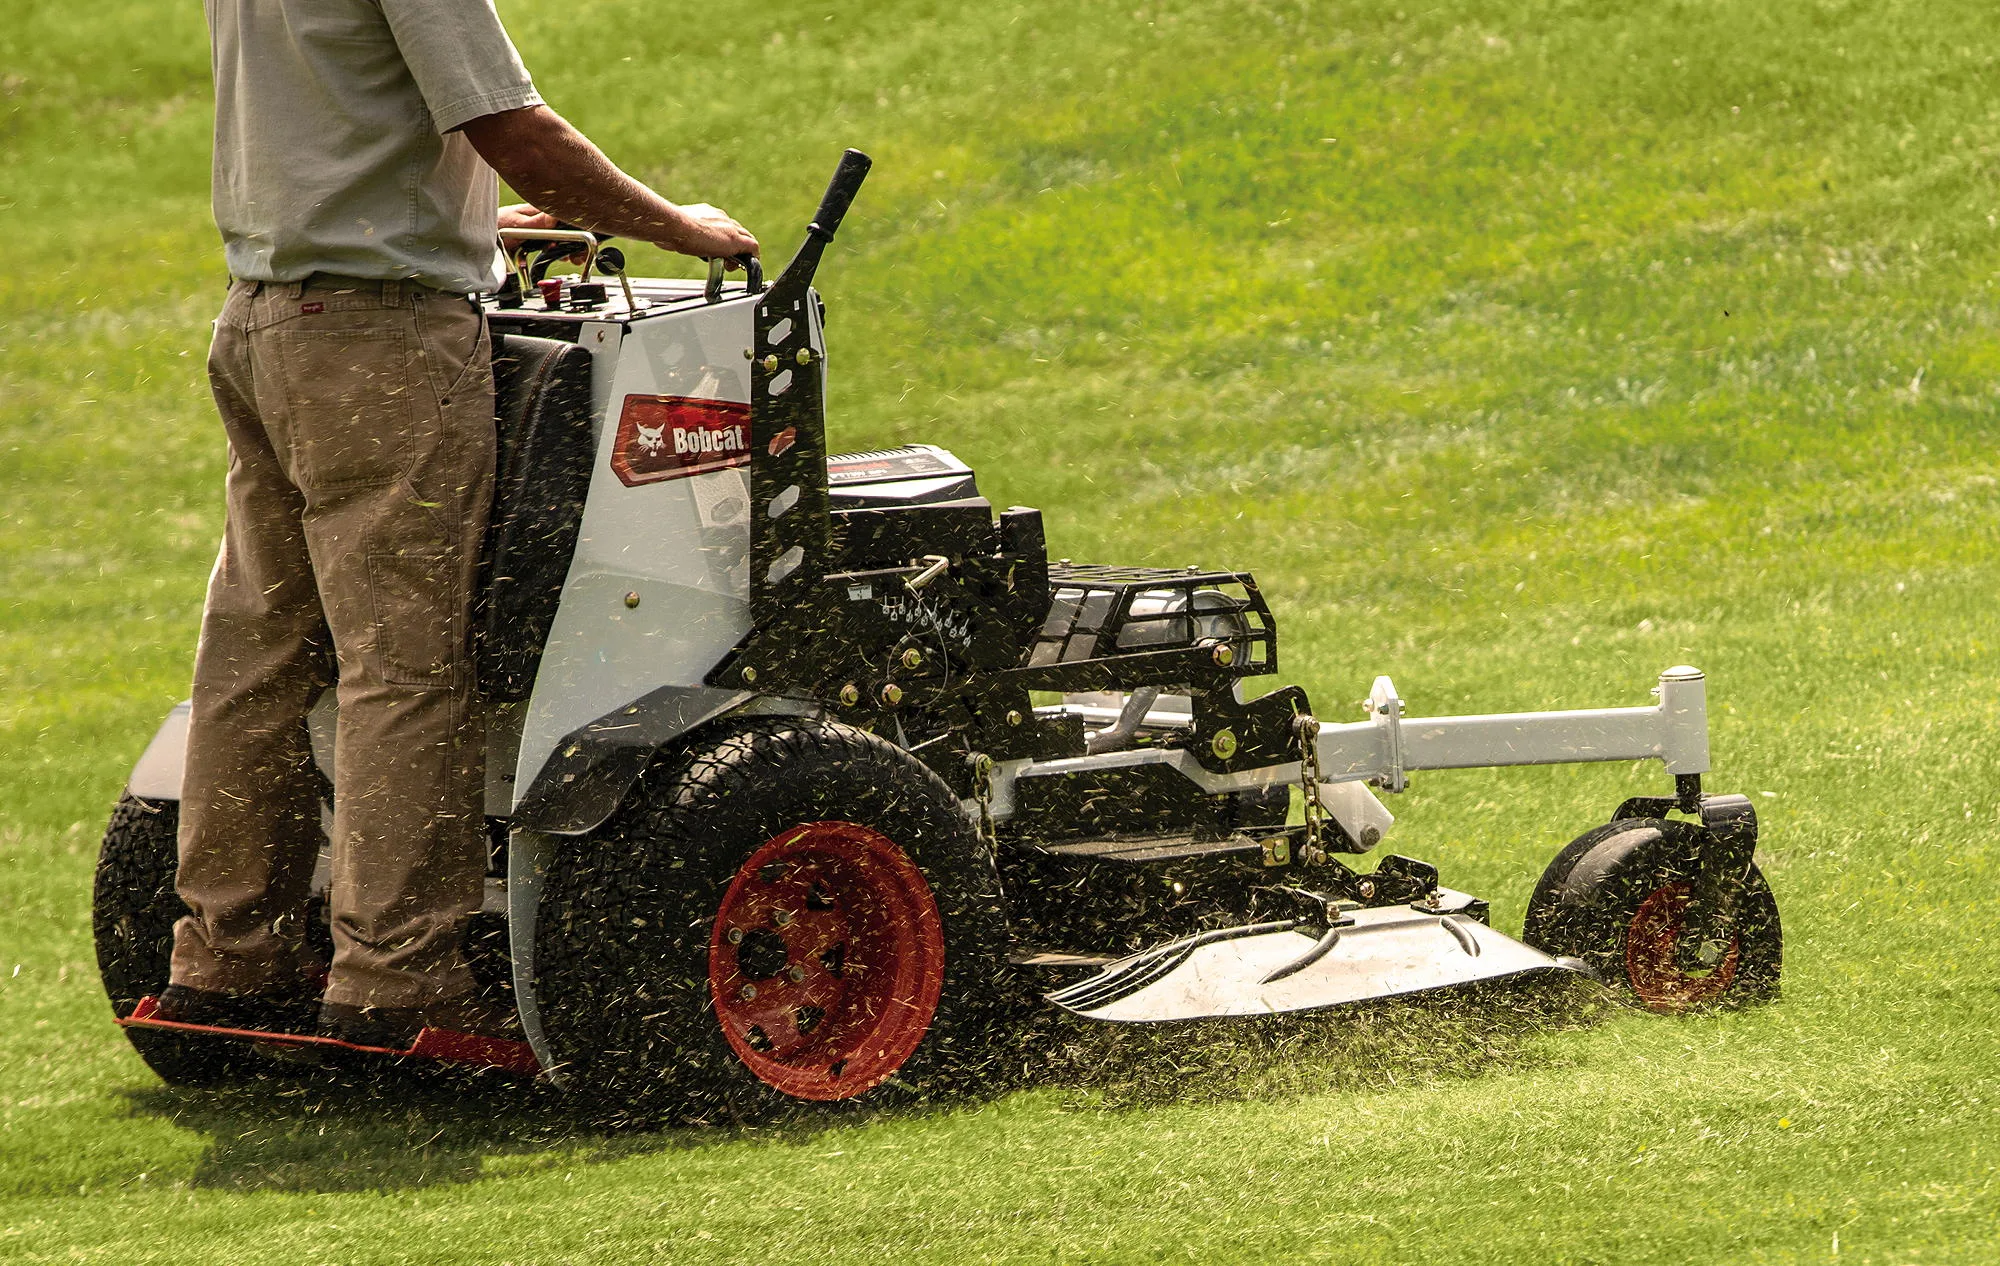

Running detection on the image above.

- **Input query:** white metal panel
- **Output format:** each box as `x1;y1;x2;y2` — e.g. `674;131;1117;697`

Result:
126;700;192;801
513;293;780;804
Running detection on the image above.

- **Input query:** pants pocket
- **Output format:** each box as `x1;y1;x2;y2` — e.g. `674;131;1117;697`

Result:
367;551;460;686
418;300;492;407
276;329;419;489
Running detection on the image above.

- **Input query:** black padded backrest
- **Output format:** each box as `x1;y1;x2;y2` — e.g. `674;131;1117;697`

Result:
479;333;596;702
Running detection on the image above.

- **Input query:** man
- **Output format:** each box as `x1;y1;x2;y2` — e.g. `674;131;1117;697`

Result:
158;0;757;1049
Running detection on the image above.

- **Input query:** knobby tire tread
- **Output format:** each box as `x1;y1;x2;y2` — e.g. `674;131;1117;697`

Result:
1522;818;1781;1009
534;716;1010;1122
93;794;259;1086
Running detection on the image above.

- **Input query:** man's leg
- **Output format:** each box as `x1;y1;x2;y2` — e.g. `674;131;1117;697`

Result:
171;283;335;1002
261;280;496;1016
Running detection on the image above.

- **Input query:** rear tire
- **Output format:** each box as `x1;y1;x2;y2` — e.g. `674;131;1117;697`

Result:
92;794;258;1086
534;717;1011;1120
1522;818;1781;1012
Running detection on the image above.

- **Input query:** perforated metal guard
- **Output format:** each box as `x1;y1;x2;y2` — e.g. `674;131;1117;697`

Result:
747;284;833;617
1029;565;1275;675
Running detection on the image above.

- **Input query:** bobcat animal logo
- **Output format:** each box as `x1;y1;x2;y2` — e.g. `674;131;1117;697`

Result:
636;421;667;455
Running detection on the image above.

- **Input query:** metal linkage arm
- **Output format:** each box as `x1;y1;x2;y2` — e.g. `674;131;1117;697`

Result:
984;666;1714;828
1314;666;1711;793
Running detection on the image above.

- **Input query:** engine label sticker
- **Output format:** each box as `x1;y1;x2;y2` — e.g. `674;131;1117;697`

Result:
611;395;752;487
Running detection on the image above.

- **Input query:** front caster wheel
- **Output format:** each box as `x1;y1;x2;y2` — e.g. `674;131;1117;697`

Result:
1523;818;1781;1012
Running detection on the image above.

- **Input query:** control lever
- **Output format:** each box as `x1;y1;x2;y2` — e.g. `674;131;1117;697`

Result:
704;254;766;304
594;246;647;312
496;228;605;309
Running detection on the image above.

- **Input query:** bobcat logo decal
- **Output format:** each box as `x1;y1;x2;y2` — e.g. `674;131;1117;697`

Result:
611;395;752;487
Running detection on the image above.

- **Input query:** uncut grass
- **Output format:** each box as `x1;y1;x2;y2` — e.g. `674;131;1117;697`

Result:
6;0;2000;1261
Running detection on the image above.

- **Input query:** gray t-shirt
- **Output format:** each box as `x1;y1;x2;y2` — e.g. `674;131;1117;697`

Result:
208;0;543;293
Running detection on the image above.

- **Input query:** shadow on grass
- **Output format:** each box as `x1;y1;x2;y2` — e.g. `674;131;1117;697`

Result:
117;972;1612;1194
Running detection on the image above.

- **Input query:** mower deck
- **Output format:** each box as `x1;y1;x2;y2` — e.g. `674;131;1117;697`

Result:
119;996;540;1074
1048;895;1588;1023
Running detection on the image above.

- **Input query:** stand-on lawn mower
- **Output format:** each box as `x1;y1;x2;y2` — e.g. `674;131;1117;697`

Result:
97;151;1780;1112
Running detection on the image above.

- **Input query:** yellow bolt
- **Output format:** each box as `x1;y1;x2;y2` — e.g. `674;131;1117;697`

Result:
880;683;905;707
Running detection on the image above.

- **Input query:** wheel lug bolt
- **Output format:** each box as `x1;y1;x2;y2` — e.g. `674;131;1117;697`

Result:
726;928;745;945
786;965;806;982
740;984;757;1001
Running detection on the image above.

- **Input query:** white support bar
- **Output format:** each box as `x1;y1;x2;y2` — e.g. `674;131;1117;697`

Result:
1315;666;1710;784
984;666;1711;823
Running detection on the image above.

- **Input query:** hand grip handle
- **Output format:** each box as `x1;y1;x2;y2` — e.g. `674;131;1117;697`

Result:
809;149;873;240
705;253;767;303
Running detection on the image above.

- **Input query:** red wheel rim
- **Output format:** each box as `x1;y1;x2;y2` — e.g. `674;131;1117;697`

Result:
1625;882;1741;1012
707;821;945;1101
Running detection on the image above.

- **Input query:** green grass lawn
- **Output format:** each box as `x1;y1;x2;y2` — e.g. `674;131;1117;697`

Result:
6;0;2000;1260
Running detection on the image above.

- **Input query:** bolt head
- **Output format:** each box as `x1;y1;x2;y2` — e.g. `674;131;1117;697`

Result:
743;347;754;359
772;909;794;928
1357;879;1377;899
786;965;807;983
623;591;641;609
739;983;757;1001
1006;709;1024;726
1210;642;1237;668
880;683;904;707
901;647;923;669
839;683;861;706
762;354;780;372
796;348;814;365
742;666;758;684
726;927;745;945
1210;728;1239;760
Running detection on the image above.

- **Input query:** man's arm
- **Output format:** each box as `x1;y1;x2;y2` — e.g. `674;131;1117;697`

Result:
461;105;757;261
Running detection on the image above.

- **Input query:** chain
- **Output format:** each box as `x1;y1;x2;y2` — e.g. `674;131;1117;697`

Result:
968;751;996;850
1295;712;1326;864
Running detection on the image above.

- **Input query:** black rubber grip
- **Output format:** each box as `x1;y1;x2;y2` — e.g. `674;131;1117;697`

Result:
810;149;873;240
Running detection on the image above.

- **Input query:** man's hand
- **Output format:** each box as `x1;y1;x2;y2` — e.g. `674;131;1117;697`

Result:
665;204;758;265
464;107;759;263
498;203;559;232
497;203;589;264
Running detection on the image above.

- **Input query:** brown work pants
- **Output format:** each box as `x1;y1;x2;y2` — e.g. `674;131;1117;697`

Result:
171;276;494;1009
